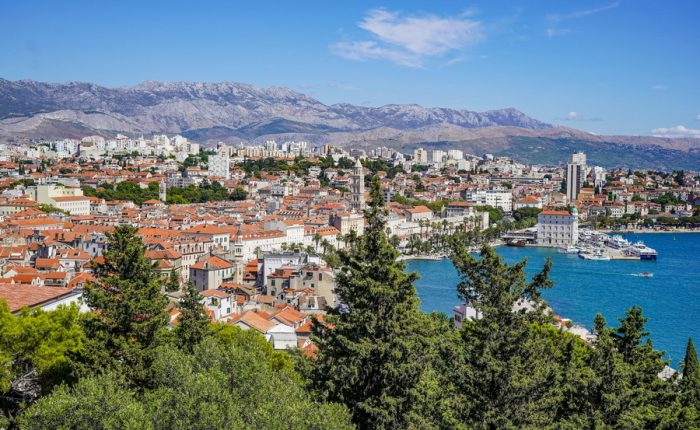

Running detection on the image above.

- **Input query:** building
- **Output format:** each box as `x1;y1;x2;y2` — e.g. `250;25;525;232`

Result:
537;208;579;247
208;149;230;180
461;188;513;212
27;184;90;215
350;158;365;211
566;151;587;203
189;255;234;291
413;147;428;164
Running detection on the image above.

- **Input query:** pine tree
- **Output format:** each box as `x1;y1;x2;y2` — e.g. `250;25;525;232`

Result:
80;225;168;380
682;338;700;403
175;283;212;352
449;244;562;428
311;176;432;430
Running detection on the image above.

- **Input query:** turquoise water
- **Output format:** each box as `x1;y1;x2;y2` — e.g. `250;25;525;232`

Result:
407;233;700;366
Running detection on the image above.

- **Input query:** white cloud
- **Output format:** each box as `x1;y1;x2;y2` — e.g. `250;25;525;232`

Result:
560;111;602;122
696;114;700;121
546;2;620;37
651;84;668;91
651;125;700;138
331;9;483;67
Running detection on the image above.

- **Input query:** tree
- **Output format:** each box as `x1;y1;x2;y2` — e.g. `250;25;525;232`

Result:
312;176;432;429
229;187;248;201
16;373;151;430
448;244;561;428
0;302;84;425
174;283;212;352
79;225;168;383
682;338;700;406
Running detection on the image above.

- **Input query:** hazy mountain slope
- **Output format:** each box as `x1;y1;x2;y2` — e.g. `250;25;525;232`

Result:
1;78;699;169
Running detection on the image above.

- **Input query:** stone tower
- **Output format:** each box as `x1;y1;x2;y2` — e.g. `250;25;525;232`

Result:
159;178;167;202
350;158;365;211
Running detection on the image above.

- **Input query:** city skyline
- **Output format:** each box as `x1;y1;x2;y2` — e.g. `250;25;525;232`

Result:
1;0;699;137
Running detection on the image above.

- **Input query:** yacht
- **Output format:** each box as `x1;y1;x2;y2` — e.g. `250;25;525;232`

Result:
628;241;658;260
559;245;580;254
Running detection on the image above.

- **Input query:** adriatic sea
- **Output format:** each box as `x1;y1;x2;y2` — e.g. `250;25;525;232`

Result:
407;233;700;366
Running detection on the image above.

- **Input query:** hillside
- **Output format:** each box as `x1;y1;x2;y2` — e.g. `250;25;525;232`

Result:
1;78;699;169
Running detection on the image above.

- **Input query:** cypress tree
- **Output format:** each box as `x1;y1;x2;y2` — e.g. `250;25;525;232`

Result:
79;225;168;381
449;244;561;429
311;176;431;430
682;338;700;403
175;283;212;352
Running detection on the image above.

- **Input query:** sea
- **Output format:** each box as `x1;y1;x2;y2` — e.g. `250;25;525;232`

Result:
406;233;700;367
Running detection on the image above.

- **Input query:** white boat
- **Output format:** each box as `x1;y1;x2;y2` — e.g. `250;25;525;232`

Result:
627;241;658;260
579;249;611;261
559;246;580;254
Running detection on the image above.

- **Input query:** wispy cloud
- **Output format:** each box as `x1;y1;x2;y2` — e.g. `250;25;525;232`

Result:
651;84;668;91
559;111;602;122
332;9;483;67
651;125;700;138
696;114;700;121
546;2;620;37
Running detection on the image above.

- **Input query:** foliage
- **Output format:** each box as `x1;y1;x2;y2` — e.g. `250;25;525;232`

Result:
513;206;542;222
312;176;434;429
0;302;83;424
174;283;212;352
35;204;70;215
78;225;168;383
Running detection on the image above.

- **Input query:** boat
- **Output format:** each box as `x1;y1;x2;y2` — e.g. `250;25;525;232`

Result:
559;245;580;254
579;249;611;261
507;240;527;247
628;241;658;260
639;272;654;277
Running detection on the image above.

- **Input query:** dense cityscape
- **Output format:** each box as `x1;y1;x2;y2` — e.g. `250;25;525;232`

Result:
3;0;700;428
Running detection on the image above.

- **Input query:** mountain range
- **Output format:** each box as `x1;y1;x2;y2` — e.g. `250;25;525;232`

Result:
1;78;699;170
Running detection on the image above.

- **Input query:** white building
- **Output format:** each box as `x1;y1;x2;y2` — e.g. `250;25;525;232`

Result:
27;184;91;215
208;147;230;180
536;208;579;247
566;151;587;203
461;188;513;212
413;147;428;164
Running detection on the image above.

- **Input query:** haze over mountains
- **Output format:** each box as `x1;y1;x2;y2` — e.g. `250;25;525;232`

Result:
1;78;699;170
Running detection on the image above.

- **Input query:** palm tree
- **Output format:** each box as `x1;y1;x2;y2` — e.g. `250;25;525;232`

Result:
313;232;322;251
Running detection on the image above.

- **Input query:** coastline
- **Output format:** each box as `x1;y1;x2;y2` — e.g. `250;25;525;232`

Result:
594;228;700;234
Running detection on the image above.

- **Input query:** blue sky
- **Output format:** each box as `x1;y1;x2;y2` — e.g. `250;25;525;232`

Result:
1;0;699;136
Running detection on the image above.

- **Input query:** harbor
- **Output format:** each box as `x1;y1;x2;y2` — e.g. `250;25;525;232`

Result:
408;232;700;367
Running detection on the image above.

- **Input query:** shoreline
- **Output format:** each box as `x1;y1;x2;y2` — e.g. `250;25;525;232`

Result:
593;229;700;234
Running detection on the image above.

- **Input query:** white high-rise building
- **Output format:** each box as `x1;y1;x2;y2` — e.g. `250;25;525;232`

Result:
566;151;587;203
447;149;464;160
592;166;606;190
208;145;230;180
431;150;446;163
413;147;428;164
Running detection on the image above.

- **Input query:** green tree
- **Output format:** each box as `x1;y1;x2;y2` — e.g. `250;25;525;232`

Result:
312;176;432;430
174;283;212;352
448;244;561;429
79;225;168;383
681;338;700;409
17;373;151;430
0;302;83;425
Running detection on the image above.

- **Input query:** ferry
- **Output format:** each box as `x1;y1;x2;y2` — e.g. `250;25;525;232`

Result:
627;241;658;260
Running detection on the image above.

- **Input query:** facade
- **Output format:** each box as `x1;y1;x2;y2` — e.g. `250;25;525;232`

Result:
461;188;513;212
208;151;230;180
350;158;365;211
536;208;579;247
566;151;587;203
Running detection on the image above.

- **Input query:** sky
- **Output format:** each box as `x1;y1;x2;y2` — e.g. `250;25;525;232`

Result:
1;0;699;137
